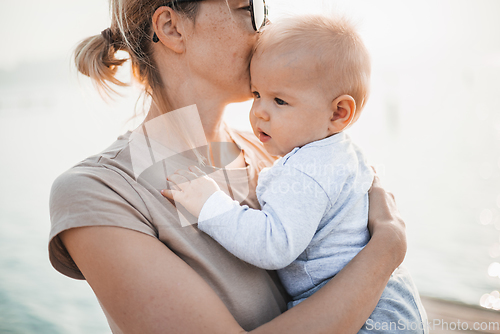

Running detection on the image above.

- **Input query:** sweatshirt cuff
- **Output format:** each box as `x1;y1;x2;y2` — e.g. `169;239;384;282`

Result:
198;190;238;223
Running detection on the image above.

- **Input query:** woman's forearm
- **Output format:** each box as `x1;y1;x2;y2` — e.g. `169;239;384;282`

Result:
251;229;401;334
62;221;402;334
60;174;404;334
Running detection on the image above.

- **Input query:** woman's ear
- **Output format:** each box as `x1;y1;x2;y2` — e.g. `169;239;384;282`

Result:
329;95;356;134
152;6;186;54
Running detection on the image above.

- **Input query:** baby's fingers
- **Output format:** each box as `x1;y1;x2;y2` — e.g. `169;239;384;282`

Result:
167;173;189;186
161;188;177;200
165;180;182;191
175;169;198;181
188;165;206;177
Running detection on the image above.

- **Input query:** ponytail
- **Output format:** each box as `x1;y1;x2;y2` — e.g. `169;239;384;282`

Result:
74;1;201;104
74;31;128;96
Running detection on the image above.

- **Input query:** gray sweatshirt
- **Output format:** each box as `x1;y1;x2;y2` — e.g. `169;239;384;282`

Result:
198;131;374;304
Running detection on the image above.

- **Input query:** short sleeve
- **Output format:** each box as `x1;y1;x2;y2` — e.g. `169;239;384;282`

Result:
48;165;157;279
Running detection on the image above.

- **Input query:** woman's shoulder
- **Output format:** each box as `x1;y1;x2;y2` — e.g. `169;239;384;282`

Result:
49;130;159;235
49;165;157;279
50;131;144;215
48;161;158;227
50;162;141;208
48;133;159;279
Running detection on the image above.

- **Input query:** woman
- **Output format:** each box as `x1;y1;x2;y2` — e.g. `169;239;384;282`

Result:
49;0;407;333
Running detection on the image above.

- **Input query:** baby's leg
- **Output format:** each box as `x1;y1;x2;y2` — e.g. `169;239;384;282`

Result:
358;265;429;334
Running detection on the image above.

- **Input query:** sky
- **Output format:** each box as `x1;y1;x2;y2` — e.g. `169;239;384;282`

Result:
1;0;499;71
0;0;109;70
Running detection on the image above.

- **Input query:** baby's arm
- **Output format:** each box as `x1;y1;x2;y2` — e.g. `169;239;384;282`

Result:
162;166;330;270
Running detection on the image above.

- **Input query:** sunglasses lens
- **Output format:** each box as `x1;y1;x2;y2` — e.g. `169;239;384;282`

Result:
252;0;266;31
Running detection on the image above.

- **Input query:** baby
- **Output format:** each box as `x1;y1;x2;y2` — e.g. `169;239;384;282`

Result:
162;15;428;333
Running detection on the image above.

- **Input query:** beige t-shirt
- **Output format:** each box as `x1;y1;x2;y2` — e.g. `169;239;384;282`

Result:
48;126;288;332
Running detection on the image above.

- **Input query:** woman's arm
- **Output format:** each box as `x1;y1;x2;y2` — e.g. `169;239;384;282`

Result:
60;174;405;334
60;226;247;334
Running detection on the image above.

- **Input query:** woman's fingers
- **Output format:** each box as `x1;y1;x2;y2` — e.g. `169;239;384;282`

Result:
369;167;382;192
366;168;407;266
388;191;395;201
369;167;397;203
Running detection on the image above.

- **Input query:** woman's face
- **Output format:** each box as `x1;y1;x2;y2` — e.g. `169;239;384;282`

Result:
184;0;258;103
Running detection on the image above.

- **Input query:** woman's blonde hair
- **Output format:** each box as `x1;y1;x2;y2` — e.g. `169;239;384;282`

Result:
74;0;200;110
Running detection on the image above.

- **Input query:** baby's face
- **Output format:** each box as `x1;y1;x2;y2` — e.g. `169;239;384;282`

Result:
249;50;334;157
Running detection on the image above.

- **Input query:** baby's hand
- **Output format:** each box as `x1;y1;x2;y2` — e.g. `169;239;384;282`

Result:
161;166;220;218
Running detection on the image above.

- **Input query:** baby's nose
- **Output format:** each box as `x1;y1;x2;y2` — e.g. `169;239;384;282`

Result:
251;104;270;121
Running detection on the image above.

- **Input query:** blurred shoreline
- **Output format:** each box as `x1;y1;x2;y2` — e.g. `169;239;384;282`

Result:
421;296;500;334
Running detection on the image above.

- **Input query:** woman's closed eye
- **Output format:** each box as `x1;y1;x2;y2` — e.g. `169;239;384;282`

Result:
240;4;254;29
274;98;288;106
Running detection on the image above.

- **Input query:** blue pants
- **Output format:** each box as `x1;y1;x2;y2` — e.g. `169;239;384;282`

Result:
358;265;429;334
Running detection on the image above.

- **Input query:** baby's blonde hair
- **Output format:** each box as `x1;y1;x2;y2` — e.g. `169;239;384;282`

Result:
255;15;371;118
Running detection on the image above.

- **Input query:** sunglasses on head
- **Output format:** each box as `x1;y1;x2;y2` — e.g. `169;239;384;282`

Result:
153;0;268;42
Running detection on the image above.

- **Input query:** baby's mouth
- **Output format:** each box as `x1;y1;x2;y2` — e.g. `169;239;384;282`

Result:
259;131;271;143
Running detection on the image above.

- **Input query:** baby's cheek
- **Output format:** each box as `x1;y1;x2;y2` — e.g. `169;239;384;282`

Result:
249;112;257;130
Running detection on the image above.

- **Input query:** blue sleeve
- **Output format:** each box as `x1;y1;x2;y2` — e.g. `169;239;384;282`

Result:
197;166;330;270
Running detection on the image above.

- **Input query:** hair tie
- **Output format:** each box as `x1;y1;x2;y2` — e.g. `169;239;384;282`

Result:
101;28;115;45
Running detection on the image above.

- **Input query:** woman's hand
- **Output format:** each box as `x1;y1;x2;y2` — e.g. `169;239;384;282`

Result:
161;166;220;217
367;170;407;269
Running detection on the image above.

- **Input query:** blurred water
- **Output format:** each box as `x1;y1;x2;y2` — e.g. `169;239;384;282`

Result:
0;78;128;334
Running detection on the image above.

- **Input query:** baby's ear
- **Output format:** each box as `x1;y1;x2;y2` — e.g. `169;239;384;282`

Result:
329;95;356;134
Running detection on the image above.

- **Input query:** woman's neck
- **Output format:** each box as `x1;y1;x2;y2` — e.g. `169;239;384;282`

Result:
143;98;231;144
143;56;235;143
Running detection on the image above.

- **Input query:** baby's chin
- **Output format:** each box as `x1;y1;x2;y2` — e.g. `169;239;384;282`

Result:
262;144;287;158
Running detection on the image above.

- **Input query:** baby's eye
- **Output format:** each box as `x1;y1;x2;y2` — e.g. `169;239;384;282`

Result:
252;91;261;99
275;98;288;106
